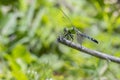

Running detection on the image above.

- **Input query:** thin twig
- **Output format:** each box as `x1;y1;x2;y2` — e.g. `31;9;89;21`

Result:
57;36;120;64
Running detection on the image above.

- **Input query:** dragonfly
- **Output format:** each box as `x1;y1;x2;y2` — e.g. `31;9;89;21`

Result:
55;3;98;44
63;27;98;44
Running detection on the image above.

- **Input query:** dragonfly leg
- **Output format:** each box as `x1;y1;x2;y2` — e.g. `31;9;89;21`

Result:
69;34;74;41
63;32;74;41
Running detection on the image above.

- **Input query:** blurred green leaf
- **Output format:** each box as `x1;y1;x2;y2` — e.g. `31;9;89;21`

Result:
0;0;120;79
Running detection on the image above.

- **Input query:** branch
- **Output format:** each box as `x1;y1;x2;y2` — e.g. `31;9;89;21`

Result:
57;36;120;64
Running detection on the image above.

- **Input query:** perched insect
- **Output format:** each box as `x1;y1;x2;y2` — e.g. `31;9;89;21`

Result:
55;3;98;44
63;27;98;44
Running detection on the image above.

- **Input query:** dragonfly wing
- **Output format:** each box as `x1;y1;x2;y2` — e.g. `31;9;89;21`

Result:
74;28;98;44
77;32;98;44
74;28;84;44
76;32;84;44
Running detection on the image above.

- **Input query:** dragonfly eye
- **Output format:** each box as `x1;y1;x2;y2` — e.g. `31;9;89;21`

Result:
64;28;68;32
54;3;60;8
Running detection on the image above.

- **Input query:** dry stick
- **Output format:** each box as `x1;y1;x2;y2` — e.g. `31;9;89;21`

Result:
57;36;120;64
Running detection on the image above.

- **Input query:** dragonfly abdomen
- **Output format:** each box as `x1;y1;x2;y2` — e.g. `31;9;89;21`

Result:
80;33;98;44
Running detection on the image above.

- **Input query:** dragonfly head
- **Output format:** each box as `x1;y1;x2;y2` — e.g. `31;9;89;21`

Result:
64;27;75;34
69;27;75;34
64;28;69;32
54;3;60;8
64;28;66;32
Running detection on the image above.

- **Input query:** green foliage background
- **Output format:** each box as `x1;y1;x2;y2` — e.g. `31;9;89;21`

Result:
0;0;120;80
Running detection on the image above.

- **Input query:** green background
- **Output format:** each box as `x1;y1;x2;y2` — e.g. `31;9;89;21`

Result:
0;0;120;80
